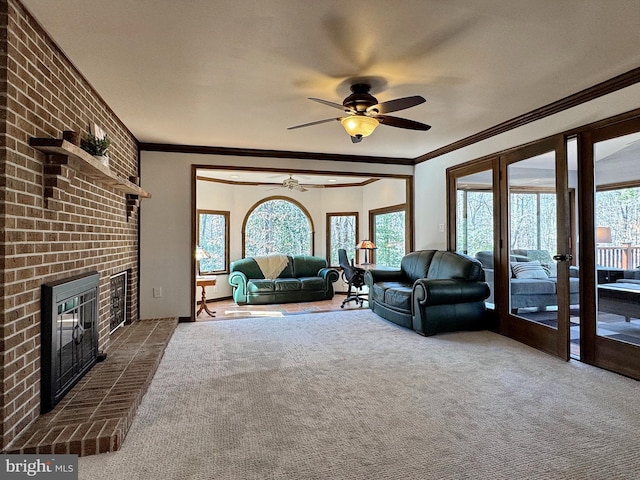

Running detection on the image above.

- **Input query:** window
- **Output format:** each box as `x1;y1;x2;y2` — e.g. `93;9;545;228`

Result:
453;163;495;309
197;210;230;274
456;188;494;257
327;212;358;267
596;185;640;268
509;190;557;253
243;197;313;257
370;205;406;267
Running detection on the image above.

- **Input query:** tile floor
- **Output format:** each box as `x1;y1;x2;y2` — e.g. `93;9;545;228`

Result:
197;293;368;321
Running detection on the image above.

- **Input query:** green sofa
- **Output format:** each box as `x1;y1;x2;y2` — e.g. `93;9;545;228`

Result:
228;255;339;305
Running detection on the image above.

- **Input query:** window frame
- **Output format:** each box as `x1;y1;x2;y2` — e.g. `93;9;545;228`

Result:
368;203;408;266
326;211;359;268
196;209;230;275
241;196;315;258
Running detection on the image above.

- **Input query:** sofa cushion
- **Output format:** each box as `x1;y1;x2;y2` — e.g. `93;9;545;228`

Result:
371;283;388;303
511;260;548;279
274;278;301;291
475;251;494;269
299;277;324;290
401;251;436;283
428;251;484;281
510;278;556;295
569;277;580;293
384;286;413;311
512;249;553;265
231;258;267;279
371;281;413;311
292;255;326;277
278;259;295;278
247;279;275;293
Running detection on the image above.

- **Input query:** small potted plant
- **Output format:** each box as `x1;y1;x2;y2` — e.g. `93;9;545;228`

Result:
81;133;111;166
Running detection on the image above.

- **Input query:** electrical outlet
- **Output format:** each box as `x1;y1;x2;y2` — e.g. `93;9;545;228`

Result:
153;287;162;298
439;223;445;232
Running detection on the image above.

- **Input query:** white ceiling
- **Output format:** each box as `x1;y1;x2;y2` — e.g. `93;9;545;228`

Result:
20;0;640;160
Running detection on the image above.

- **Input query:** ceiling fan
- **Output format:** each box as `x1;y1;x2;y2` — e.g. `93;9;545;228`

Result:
274;175;324;192
288;83;431;143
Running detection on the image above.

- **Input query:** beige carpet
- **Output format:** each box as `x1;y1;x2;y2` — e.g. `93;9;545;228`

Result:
78;310;640;479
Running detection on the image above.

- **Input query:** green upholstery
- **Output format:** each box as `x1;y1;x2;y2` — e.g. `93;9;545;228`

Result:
229;255;339;305
365;250;490;336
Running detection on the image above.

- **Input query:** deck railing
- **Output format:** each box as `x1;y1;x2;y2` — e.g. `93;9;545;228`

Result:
596;245;640;269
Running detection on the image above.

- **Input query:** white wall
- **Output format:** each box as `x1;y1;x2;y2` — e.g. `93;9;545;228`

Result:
140;152;412;319
195;178;407;301
414;83;640;251
141;83;640;319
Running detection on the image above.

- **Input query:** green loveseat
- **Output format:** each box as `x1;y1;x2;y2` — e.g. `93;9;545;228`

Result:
365;250;490;336
228;255;339;305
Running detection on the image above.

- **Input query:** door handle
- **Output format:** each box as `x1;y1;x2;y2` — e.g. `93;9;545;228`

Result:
553;254;573;262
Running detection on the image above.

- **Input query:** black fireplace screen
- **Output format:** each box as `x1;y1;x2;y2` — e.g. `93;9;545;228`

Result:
110;271;127;332
41;272;99;413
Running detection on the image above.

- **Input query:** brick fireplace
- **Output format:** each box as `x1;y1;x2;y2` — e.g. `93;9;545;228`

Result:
0;0;142;451
41;272;100;414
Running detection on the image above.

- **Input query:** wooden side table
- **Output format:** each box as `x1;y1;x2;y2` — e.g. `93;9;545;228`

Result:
196;276;217;317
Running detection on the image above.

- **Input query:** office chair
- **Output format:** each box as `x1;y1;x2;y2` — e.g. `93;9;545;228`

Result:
338;248;366;308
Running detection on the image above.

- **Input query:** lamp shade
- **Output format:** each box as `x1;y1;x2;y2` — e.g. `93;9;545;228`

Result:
340;116;379;138
596;227;612;244
356;240;377;250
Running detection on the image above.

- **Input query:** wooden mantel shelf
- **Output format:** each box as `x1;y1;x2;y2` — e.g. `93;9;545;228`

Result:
30;137;151;198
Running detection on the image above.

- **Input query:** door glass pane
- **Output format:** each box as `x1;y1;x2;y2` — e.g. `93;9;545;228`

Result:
595;131;640;346
455;170;494;308
507;152;560;327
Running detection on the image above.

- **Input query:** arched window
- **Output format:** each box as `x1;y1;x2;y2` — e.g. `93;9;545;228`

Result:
243;197;314;257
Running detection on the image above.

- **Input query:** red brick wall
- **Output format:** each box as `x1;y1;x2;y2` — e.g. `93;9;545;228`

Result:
0;0;140;450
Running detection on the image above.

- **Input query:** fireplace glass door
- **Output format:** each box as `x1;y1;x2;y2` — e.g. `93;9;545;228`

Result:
42;272;99;413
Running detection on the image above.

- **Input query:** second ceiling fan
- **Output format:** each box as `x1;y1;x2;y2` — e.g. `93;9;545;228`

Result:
288;83;431;143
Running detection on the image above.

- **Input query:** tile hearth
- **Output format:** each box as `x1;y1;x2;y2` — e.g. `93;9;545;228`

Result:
5;317;177;456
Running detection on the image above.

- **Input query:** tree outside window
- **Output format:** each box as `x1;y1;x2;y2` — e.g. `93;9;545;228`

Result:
197;210;230;274
244;198;313;257
371;206;406;267
456;189;493;257
509;191;556;252
327;212;358;267
596;187;640;245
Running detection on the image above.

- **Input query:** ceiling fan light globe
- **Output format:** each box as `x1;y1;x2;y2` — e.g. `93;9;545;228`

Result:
340;116;379;138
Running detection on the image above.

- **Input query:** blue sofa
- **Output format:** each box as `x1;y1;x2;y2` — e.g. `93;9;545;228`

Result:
475;249;580;312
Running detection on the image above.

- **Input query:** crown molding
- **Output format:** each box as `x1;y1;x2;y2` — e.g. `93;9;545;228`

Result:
138;142;414;166
414;66;640;164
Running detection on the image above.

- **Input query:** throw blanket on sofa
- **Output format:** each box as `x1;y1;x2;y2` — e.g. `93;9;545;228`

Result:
254;255;289;280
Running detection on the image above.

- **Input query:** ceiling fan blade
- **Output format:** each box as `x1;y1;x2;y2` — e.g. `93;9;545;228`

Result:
377;115;431;131
369;95;426;114
287;118;340;130
308;97;350;111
